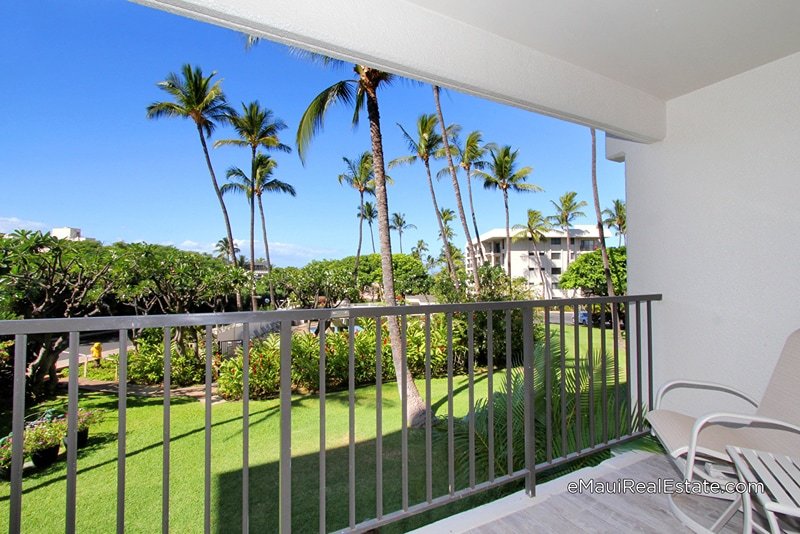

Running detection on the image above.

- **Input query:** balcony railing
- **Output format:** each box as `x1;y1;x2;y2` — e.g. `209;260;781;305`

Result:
0;294;661;533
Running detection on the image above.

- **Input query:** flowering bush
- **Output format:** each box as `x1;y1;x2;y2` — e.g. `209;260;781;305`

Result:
0;436;13;469
23;420;66;453
128;337;204;387
76;409;104;431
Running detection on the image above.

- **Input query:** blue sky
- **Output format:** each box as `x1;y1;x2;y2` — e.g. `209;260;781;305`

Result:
0;1;625;266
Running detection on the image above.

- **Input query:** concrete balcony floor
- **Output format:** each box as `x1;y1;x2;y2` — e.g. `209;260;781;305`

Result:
413;451;748;533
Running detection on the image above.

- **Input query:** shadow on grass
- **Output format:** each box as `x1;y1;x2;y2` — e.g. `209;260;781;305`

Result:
216;420;524;534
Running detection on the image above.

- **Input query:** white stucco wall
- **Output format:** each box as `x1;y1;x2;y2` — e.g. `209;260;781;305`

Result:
608;51;800;416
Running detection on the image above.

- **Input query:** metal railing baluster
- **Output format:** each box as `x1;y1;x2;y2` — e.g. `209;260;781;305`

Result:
601;304;608;444
375;318;383;520
203;327;212;534
522;307;535;497
242;323;250;533
647;301;654;414
349;316;357;528
544;309;552;463
118;330;128;534
447;313;455;495
505;310;513;476
9;335;26;533
279;320;292;534
467;311;475;489
559;306;567;454
635;301;643;431
318;326;327;534
573;304;582;452
587;310;595;447
66;332;79;534
162;327;171;534
424;314;432;503
487;311;495;482
625;302;632;436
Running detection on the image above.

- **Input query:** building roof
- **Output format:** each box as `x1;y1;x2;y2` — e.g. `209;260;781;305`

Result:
476;224;601;243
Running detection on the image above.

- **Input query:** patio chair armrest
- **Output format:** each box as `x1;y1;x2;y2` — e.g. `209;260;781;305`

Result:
654;380;759;410
684;413;800;480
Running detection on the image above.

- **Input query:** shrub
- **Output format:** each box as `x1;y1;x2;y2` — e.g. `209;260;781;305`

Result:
0;436;12;469
76;408;104;431
215;315;468;400
127;337;205;387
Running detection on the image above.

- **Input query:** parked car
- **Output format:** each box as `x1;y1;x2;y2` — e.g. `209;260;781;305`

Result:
578;310;590;325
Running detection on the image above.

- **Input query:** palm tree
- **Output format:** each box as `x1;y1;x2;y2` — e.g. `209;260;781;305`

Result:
339;152;376;277
512;209;552;298
475;146;542;281
548;191;587;269
589;129;619;335
447;130;495;265
359;201;378;253
146;64;240;309
389;212;416;254
439;207;456;243
296;59;426;426
389;114;459;287
602;199;627;247
214;101;291;307
432;86;481;291
411;239;429;261
253;155;296;309
215;237;239;260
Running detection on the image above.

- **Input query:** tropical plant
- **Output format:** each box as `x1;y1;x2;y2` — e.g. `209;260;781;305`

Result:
0;436;12;470
222;154;295;309
74;408;104;431
214;101;291;309
512;209;552;298
447;337;641;483
432;86;481;291
339;152;376;277
359;201;378;254
145;65;241;309
475;145;542;282
549;191;587;269
295;56;426;426
603;199;627;247
560;247;627;296
389;212;416;254
411;239;428;261
214;238;239;260
390;114;459;287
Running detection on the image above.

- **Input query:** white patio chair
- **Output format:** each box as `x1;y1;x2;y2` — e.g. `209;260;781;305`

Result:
647;328;800;532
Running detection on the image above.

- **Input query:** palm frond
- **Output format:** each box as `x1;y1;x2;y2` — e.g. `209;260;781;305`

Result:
296;80;356;164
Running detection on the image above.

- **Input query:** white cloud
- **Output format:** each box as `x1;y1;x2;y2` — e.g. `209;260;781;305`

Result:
0;216;48;234
169;237;337;265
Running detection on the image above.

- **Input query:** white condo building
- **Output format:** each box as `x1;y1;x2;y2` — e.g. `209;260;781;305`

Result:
467;225;604;298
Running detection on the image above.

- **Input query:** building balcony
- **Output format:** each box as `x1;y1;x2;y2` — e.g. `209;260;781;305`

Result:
0;294;661;532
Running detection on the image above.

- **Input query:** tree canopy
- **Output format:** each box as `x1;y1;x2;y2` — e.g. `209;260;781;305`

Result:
559;246;627;296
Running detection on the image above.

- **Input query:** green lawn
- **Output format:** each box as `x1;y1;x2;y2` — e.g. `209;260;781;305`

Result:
1;328;631;533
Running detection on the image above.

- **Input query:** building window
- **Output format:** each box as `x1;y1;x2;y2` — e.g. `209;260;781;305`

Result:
551;267;562;275
552;282;560;290
550;237;561;246
580;239;595;251
551;252;561;260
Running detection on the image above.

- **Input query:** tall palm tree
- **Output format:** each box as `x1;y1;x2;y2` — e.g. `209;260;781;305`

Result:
589;129;619;335
439;207;456;243
548;191;587;269
432;86;481;291
339;152;376;278
512;209;552;298
389;212;416;254
296;60;426;426
389;114;459;287
253;155;296;309
214;101;291;305
475;146;542;281
603;199;627;247
447;130;495;265
146;64;241;309
215;237;239;260
359;201;378;253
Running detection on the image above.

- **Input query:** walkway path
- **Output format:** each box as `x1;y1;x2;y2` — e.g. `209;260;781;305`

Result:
58;377;225;405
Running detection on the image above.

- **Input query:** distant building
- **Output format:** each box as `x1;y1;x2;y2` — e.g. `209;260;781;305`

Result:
466;224;602;298
50;227;89;241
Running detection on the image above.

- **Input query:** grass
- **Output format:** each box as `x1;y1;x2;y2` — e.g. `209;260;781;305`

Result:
1;326;630;532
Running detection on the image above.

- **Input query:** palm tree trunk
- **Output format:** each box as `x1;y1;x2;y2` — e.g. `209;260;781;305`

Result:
197;125;242;311
433;85;481;293
257;194;276;309
248;148;258;311
369;222;376;253
589;128;620;333
353;192;365;284
465;164;485;264
503;189;512;292
362;73;425;426
532;241;548;298
424;160;459;287
398;229;403;254
564;226;572;269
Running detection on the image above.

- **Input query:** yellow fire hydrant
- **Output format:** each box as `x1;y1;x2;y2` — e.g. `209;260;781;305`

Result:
91;342;103;367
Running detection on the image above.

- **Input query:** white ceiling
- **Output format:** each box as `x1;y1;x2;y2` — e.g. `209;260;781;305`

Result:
406;0;800;100
136;0;800;141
